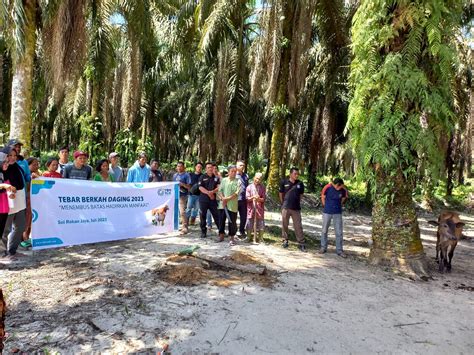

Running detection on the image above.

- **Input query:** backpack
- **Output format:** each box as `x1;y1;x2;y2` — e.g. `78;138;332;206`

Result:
190;183;200;195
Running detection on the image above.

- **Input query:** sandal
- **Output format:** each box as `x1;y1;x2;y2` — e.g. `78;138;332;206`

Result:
20;239;32;248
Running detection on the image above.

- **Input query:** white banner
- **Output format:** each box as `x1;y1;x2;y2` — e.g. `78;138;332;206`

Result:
31;178;179;250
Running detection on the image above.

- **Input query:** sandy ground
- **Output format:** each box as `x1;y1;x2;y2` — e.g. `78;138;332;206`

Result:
0;210;473;354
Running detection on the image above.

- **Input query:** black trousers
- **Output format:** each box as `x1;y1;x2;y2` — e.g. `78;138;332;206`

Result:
199;200;219;234
238;200;247;234
0;213;9;255
218;209;237;236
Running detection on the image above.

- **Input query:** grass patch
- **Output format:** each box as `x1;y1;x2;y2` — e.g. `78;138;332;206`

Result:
263;225;321;251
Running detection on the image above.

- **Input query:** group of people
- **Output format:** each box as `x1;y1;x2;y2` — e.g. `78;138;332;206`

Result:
0;140;350;259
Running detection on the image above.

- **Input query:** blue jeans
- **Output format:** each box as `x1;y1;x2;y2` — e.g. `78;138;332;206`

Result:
186;195;200;219
320;213;343;253
206;210;212;227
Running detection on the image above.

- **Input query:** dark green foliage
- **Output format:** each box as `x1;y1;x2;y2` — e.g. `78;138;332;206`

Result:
348;0;465;202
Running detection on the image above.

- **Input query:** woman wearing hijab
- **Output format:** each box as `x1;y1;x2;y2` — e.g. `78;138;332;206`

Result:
1;146;27;258
0;152;16;259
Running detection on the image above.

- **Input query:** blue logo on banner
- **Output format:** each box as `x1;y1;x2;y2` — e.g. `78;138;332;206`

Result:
32;237;63;247
134;184;144;188
157;188;172;196
32;209;39;223
32;180;56;195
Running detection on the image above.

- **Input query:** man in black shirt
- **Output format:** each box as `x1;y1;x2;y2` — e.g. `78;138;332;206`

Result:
149;159;164;182
186;162;203;225
198;162;220;238
279;167;306;251
236;160;249;239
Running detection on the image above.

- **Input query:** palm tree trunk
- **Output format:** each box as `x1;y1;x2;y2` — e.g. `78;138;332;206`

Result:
446;135;456;196
121;38;142;128
85;79;93;115
266;1;295;194
91;82;100;119
0;55;3;109
466;87;473;178
112;63;124;132
9;0;36;154
103;73;113;150
370;168;429;276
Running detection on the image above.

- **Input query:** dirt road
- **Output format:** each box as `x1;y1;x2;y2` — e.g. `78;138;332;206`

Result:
0;211;473;353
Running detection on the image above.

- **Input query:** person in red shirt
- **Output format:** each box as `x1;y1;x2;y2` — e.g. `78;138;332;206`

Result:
42;158;62;178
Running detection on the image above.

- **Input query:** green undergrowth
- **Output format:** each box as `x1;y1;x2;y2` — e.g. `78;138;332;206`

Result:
262;225;321;251
413;177;474;212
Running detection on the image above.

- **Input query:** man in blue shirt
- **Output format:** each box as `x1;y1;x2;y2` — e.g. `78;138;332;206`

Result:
320;177;348;258
126;152;151;183
173;161;191;234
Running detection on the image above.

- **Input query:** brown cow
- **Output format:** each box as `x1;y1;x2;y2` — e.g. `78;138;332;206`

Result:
151;205;169;226
428;211;465;273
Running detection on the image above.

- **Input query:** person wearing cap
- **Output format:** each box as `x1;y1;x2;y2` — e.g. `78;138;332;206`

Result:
108;152;124;182
8;139;31;183
57;146;72;175
126;152;151;183
0;152;16;258
63;151;93;180
217;165;240;246
1;146;27;258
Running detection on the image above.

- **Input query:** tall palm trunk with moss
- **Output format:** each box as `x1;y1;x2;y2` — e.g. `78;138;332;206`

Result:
348;1;463;276
370;167;427;275
121;37;142;128
9;0;36;153
266;1;295;194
